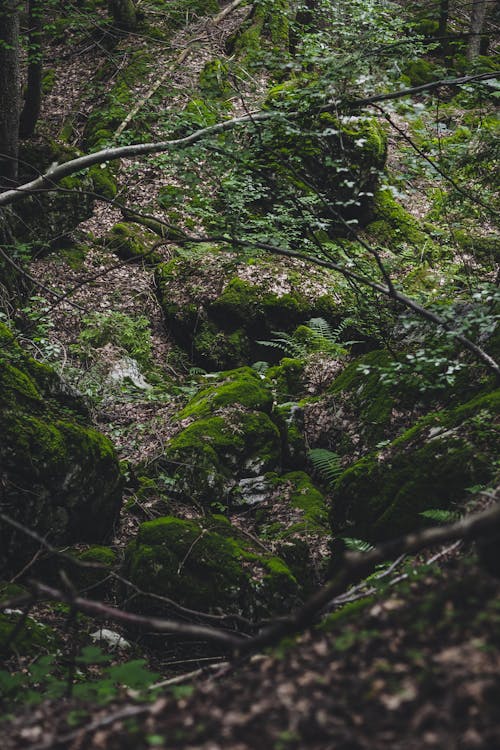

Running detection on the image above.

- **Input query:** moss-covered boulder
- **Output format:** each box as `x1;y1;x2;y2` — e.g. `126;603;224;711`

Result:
228;0;291;65
61;545;118;595
0;323;123;573
155;247;340;369
365;188;428;248
256;81;387;230
0;142;100;252
105;222;162;264
331;387;500;541
124;515;300;617
162;368;281;506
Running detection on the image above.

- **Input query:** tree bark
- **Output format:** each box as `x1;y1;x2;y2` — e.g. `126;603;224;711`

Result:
467;0;489;60
107;0;137;31
0;0;21;185
438;0;449;55
19;0;43;139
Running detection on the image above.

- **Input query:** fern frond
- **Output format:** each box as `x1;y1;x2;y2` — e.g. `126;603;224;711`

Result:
342;537;375;552
420;509;461;524
257;332;306;358
308;448;342;485
252;361;270;375
307;317;337;342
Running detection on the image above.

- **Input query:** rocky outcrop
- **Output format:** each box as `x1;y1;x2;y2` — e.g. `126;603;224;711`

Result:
0;323;123;573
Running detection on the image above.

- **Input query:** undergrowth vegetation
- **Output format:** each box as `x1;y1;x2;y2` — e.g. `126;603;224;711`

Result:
0;0;499;740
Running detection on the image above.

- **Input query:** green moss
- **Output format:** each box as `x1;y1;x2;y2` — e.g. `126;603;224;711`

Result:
452;230;500;263
211;277;309;330
281;471;328;527
331;387;500;540
60;243;87;270
65;545;117;594
88;165;118;200
125;514;300;617
165;367;282;507
178;367;273;419
199;58;231;99
259;87;387;227
329;350;401;448
125;516;249;613
266;358;305;400
84;51;152;148
105;222;161;264
166;409;281;506
366;188;426;247
193;323;251;370
2;362;42;402
230;0;290;64
41;68;56;94
0;324;122;573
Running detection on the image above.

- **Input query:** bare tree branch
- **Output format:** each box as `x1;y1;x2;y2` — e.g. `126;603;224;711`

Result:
237;500;500;656
28;581;247;648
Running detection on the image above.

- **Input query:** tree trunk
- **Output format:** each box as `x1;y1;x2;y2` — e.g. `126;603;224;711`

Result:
467;0;489;61
438;0;449;55
108;0;137;31
19;0;43;139
0;0;21;185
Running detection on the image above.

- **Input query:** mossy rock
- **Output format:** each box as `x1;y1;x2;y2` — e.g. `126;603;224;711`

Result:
228;0;290;65
159;367;281;506
199;58;232;99
88;164;118;200
62;545;118;595
255;85;387;229
331;387;500;541
155;248;341;369
165;410;281;506
178;367;273;419
366;188;428;248
266;358;306;401
83;50;153;148
105;222;162;264
124;515;300;617
0;323;123;573
248;470;328;588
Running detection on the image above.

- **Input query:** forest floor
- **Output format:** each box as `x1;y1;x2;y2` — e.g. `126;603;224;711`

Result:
2;2;500;748
4;552;500;750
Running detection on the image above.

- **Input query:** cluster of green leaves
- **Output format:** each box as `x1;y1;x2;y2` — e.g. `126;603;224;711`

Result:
257;316;355;359
0;645;160;711
357;285;499;392
75;311;153;369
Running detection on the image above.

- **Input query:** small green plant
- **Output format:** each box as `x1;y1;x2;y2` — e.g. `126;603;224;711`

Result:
0;645;160;710
308;448;343;484
257;316;355;359
420;509;461;524
342;537;375;552
76;311;153;368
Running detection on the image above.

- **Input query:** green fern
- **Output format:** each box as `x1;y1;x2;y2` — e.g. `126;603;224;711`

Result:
252;361;270;375
420;509;461;524
342;537;375;552
256;332;307;358
308;448;343;485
